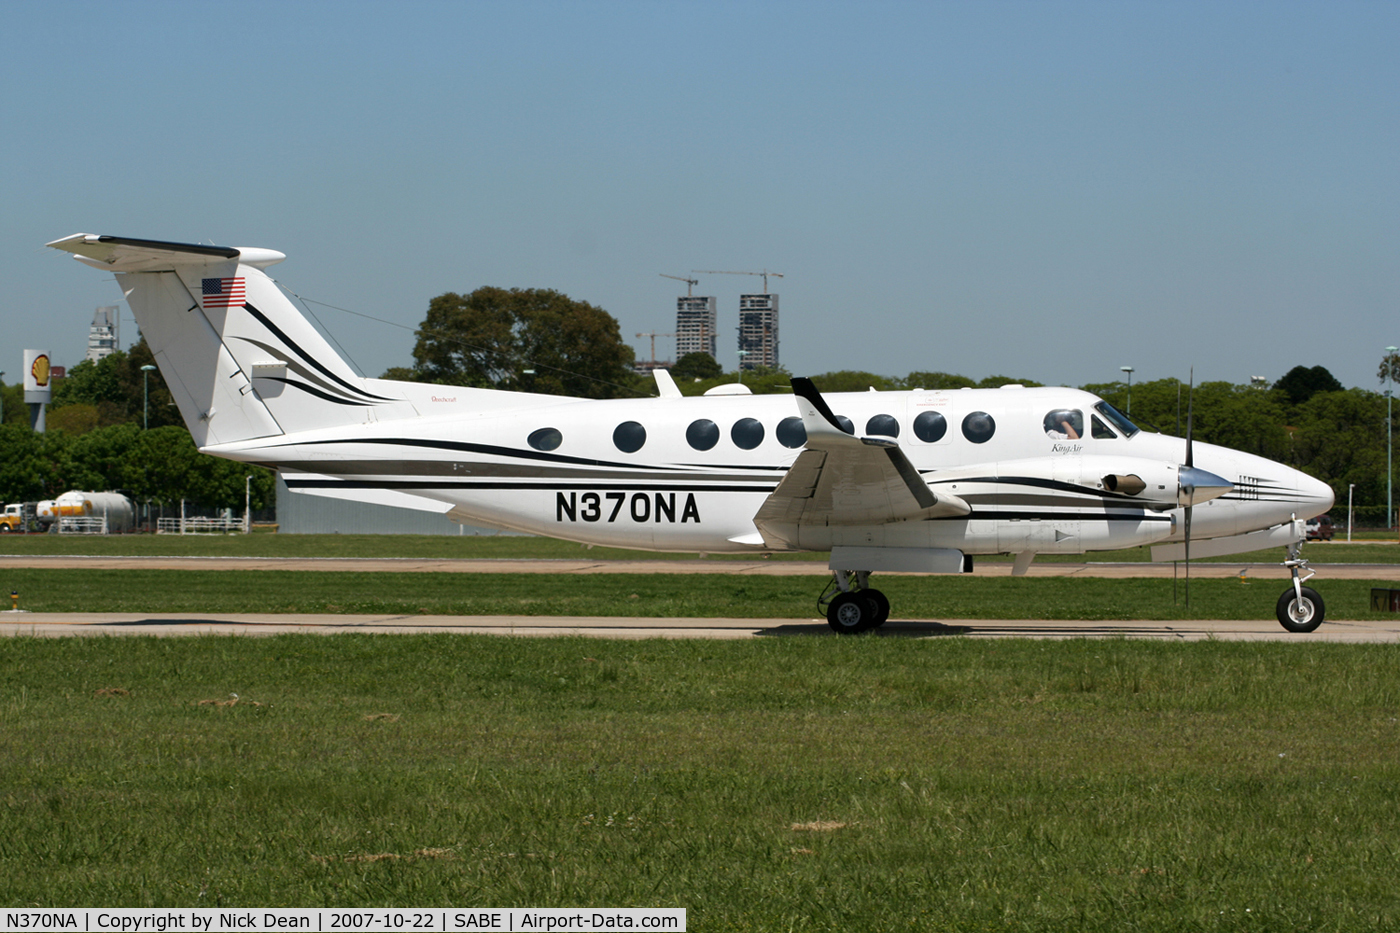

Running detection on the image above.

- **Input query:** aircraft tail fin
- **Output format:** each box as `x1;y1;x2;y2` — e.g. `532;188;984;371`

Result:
46;234;416;447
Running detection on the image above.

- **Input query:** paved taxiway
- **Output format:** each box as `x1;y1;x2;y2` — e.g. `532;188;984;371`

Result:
5;554;1399;641
4;555;1400;579
3;612;1399;642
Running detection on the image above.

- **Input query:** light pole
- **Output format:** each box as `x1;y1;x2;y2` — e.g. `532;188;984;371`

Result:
140;364;157;429
1389;347;1397;533
1348;483;1355;542
1120;366;1134;415
245;475;252;534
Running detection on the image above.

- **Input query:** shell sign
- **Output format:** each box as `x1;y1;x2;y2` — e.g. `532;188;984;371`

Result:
23;349;52;402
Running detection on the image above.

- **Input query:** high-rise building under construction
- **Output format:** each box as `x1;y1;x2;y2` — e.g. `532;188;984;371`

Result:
675;296;717;360
738;294;778;371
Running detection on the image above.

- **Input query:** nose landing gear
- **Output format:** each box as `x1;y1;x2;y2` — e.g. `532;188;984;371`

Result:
1276;541;1324;633
820;570;890;634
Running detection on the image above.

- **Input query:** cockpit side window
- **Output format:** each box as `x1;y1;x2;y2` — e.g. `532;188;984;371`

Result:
1091;415;1117;439
1094;401;1140;437
1043;409;1083;440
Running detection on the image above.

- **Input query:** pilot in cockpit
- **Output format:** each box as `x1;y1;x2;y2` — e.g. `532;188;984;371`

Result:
1044;409;1083;440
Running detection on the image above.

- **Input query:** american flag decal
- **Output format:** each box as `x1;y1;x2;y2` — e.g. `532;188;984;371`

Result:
202;277;246;308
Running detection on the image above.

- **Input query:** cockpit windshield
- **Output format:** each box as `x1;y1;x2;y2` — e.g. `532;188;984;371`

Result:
1093;401;1140;438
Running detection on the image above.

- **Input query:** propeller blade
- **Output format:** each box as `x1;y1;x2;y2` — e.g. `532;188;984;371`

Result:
1185;367;1194;469
1184;369;1194;608
1184;503;1192;608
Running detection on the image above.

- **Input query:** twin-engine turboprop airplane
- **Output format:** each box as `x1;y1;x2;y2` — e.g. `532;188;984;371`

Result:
47;234;1336;633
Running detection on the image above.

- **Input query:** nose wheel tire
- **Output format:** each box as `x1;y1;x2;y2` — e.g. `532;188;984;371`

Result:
1276;586;1324;633
827;592;878;634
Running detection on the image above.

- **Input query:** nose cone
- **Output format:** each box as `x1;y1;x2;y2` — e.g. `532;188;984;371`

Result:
1292;469;1335;519
1179;466;1234;507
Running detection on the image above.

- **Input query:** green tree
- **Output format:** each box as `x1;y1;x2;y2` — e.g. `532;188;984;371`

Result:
0;424;77;502
1379;350;1400;387
670;352;723;382
406;288;638;398
1288;388;1389;508
48;337;178;431
809;371;900;393
977;374;1043;388
904;371;976;390
1274;365;1343;406
1;380;27;426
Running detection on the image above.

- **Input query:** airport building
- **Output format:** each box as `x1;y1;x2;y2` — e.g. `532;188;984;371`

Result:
675;296;718;360
738;294;778;370
86;306;120;362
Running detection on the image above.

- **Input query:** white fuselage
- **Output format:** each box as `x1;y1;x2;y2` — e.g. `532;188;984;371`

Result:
212;384;1334;555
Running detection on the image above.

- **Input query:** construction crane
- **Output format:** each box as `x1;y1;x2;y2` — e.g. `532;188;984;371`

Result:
636;331;678;368
659;273;699;297
691;269;784;292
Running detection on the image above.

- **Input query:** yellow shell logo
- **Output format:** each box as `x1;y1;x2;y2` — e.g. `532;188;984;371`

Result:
31;354;50;387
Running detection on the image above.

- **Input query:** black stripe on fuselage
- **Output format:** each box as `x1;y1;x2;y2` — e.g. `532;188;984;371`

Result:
270;437;701;473
283;479;780;493
262;378;373;407
243;302;394;402
275;459;775;482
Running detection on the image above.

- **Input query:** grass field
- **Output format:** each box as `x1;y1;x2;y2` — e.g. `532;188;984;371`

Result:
1;531;1397;564
4;568;1400;621
0;635;1397;930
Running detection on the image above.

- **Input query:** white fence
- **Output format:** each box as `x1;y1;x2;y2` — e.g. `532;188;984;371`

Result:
57;516;109;535
156;516;246;535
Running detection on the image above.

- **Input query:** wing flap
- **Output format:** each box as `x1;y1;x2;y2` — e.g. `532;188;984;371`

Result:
753;380;969;548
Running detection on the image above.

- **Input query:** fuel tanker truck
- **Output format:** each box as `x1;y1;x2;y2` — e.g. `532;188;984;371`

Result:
36;491;135;533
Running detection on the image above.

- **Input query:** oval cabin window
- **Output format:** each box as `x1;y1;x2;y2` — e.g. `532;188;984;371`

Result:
777;417;807;448
686;419;719;451
913;410;947;443
961;411;996;444
613;421;647;453
528;428;562;451
731;418;765;450
866;414;899;437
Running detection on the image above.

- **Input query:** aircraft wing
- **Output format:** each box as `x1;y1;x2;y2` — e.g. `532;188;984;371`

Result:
752;378;970;548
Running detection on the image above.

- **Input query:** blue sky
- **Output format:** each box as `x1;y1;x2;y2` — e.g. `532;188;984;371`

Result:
3;0;1396;391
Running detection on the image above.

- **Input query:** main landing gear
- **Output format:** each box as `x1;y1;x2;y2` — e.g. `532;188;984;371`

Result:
820;570;890;634
1276;540;1325;633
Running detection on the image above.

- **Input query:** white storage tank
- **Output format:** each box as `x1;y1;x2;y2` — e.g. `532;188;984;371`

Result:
36;491;135;533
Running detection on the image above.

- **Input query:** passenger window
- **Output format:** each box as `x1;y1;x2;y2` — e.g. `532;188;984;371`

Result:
1043;409;1083;440
1091;415;1117;440
777;416;807;448
686;419;719;451
912;410;947;443
866;414;899;438
527;427;562;451
962;411;996;444
835;415;855;435
731;417;765;450
613;421;647;453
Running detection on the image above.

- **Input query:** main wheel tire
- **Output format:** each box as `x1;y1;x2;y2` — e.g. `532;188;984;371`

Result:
864;589;891;628
827;591;876;634
1276;586;1325;633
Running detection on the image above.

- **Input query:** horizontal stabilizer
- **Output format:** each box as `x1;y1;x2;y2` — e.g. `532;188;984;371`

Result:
46;234;285;272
